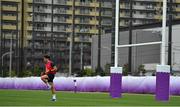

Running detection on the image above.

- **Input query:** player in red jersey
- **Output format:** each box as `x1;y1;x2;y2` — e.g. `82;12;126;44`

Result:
41;55;57;101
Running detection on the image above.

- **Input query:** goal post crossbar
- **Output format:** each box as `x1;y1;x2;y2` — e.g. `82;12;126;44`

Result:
116;41;162;48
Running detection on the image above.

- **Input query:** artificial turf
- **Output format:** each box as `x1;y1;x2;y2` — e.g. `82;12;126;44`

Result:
0;90;180;106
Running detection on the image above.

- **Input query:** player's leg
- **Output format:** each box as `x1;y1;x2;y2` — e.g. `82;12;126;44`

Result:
41;74;48;84
41;75;51;88
47;74;56;101
49;82;56;101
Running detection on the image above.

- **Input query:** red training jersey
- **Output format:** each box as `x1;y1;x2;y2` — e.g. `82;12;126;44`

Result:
45;60;56;74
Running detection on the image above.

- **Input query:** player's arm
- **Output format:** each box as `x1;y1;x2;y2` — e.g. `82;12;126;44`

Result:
50;63;57;72
51;66;57;72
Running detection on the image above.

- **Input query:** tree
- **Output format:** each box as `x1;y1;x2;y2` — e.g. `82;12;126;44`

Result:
34;64;42;76
83;68;95;76
104;63;111;76
138;65;146;76
123;63;129;76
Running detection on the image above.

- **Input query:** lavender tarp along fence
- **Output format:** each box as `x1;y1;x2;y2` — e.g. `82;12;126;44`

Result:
0;76;180;95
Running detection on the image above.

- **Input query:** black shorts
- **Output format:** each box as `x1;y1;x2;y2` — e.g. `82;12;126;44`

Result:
47;73;55;82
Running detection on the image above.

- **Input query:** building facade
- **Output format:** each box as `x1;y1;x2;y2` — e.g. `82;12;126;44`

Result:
26;0;113;74
119;0;180;27
1;0;22;76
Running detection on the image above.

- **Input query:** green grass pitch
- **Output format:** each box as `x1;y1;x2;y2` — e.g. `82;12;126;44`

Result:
0;90;180;106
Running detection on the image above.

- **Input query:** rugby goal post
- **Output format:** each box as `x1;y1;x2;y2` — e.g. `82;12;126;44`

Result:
110;0;170;101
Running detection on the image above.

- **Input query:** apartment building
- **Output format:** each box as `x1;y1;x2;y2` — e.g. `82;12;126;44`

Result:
119;0;180;27
25;0;113;73
1;0;20;75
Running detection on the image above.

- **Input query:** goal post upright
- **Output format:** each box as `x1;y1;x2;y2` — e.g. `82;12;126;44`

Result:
156;0;170;101
114;0;119;68
110;0;122;98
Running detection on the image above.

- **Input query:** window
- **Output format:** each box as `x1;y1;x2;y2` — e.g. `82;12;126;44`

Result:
57;0;66;4
79;18;89;23
80;9;90;14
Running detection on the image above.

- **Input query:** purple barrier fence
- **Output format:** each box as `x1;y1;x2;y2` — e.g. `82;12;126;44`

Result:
0;76;180;95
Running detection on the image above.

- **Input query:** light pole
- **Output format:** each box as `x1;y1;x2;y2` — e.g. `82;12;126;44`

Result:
128;0;133;75
80;41;84;71
1;51;13;77
69;0;75;76
168;0;173;70
9;34;13;77
97;0;102;74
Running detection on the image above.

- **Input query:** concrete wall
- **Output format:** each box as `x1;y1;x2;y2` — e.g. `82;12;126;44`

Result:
91;34;112;71
92;24;180;75
146;24;180;74
92;30;161;74
118;30;161;74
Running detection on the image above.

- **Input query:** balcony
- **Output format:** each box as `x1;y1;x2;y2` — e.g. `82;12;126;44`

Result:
34;0;48;4
34;9;51;13
27;0;32;3
27;16;32;21
27;7;32;12
75;10;80;14
2;15;17;21
77;11;99;17
74;37;92;43
66;1;73;5
65;28;97;34
75;19;80;23
175;16;180;19
54;10;74;15
66;10;73;14
56;0;67;5
2;25;17;30
77;10;88;15
66;28;72;32
55;19;73;23
90;3;99;7
120;4;125;9
27;26;32;31
74;37;80;42
66;19;73;23
175;0;180;3
89;20;98;25
75;2;99;7
175;8;180;12
2;6;18;11
102;22;112;26
76;20;90;24
102;3;112;8
101;13;112;17
26;35;32;40
76;2;90;6
2;0;20;2
154;15;162;20
53;28;67;33
54;9;66;14
89;12;98;16
76;29;98;34
120;12;125;17
34;27;46;31
89;29;98;34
